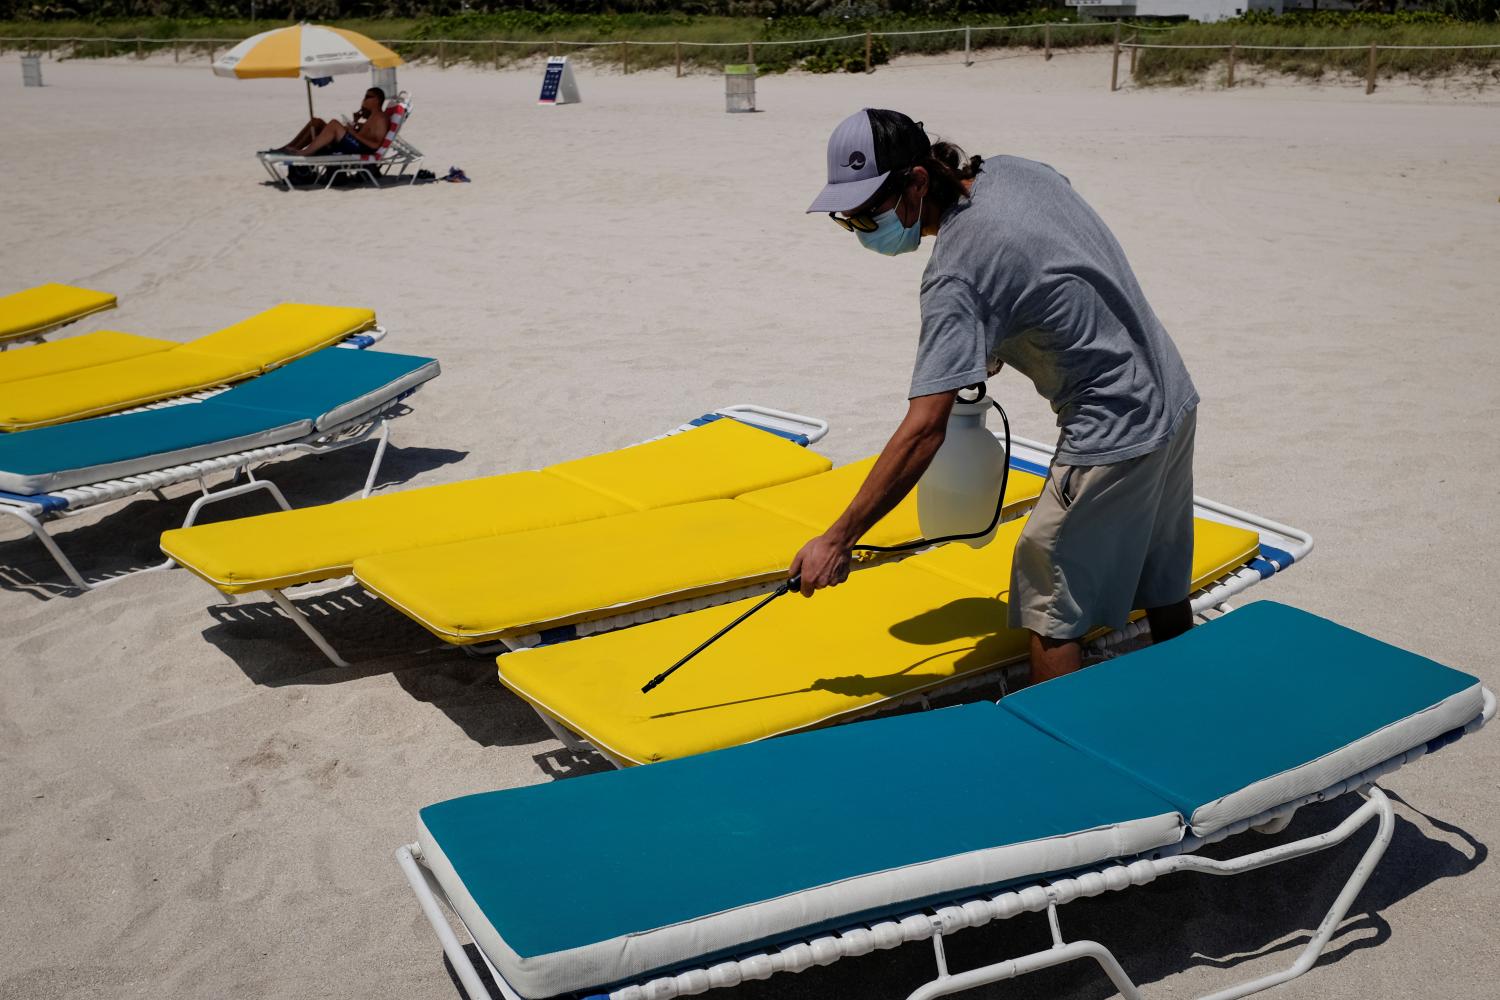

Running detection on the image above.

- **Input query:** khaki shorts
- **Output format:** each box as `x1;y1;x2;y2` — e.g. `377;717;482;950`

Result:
1009;408;1196;639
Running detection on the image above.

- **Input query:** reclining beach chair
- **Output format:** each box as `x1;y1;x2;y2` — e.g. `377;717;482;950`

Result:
0;302;382;432
353;456;1047;652
400;601;1494;1000
0;283;117;348
161;408;834;664
0;347;436;591
259;93;422;190
495;499;1301;766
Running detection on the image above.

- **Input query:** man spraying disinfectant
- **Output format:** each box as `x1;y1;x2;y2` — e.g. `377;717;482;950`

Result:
790;108;1201;686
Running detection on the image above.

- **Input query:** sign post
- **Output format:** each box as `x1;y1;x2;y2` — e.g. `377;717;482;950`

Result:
537;56;581;106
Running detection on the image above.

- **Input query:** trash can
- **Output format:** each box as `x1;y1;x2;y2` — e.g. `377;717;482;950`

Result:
724;64;756;113
372;65;397;97
21;55;43;88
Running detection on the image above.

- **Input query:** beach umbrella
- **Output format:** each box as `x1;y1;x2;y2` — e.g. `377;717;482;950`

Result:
212;23;402;118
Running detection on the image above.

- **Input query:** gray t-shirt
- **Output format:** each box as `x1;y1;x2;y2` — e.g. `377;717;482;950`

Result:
912;155;1198;466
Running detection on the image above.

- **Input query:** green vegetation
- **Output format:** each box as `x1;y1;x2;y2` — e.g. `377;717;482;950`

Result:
1129;14;1500;86
1;9;1498;81
0;10;1117;73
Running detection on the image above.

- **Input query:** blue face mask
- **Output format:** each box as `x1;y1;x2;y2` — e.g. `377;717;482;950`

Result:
857;195;923;256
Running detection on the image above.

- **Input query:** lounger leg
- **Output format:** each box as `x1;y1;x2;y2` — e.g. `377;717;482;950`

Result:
908;930;1144;1000
267;588;351;668
260;155;290;190
0;505;90;591
1177;787;1396;1000
360;420;391;499
117;475;295;585
396;844;495;1000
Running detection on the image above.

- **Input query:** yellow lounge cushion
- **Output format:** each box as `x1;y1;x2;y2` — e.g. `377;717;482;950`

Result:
165;419;832;595
356;457;1046;645
738;456;1046;550
0;330;173;385
163;472;633;594
186;302;376;370
0;348;260;431
0;303;376;431
0;283;117;342
544;418;832;510
357;500;815;642
499;556;1004;765
497;517;1262;765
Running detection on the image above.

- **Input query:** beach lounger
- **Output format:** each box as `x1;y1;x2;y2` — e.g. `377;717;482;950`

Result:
354;457;1047;650
400;601;1494;1000
0;283;116;347
497;507;1286;766
161;408;833;664
0;348;436;591
259;93;422;190
0;303;381;432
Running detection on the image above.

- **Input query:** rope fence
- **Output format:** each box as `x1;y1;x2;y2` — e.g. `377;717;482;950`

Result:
0;20;1181;74
6;21;1495;92
1112;32;1500;95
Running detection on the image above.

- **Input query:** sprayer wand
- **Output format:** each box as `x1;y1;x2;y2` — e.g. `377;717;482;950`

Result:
642;386;1011;695
640;575;801;694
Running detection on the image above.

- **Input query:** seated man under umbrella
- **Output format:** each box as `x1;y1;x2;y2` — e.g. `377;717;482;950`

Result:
269;86;389;157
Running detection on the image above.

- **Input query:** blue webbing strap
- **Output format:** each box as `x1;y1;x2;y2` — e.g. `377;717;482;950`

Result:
689;412;811;448
0;489;67;513
1250;542;1297;580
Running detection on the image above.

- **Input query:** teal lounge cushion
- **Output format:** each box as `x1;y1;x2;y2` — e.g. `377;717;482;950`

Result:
1002;601;1484;835
0;349;438;495
416;702;1182;999
212;347;438;430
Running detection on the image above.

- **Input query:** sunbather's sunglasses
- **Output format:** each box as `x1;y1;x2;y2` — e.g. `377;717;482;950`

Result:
828;212;880;234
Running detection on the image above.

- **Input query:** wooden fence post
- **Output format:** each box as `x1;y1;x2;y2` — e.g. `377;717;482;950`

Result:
748;41;754;65
1045;24;1052;62
621;40;629;74
1129;34;1138;77
675;41;682;77
439;40;447;69
1109;22;1120;92
492;41;499;71
1227;42;1237;88
865;30;872;74
103;38;111;58
1366;43;1377;94
964;26;971;67
173;40;179;63
135;38;141;59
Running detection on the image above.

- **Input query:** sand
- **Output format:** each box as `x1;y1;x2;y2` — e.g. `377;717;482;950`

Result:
1;45;1498;1000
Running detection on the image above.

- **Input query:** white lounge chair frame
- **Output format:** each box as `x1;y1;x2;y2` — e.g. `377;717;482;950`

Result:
207;405;832;669
398;688;1495;1000
259;93;423;191
0;332;407;593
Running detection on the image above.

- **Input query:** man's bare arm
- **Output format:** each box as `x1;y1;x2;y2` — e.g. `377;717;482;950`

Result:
788;389;955;596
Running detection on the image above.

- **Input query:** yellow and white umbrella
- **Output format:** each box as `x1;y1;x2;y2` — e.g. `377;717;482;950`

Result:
213;23;402;116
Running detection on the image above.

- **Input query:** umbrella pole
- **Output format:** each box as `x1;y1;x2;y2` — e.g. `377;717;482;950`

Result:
305;77;314;120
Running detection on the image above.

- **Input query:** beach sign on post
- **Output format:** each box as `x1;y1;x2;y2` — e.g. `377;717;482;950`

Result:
538;56;581;106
